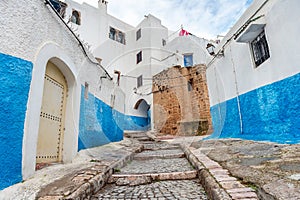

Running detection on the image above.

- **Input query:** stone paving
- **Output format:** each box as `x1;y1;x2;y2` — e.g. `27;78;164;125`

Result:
142;142;179;150
190;139;300;199
118;158;193;174
93;132;208;200
93;180;207;200
8;131;297;199
136;149;184;157
134;149;185;160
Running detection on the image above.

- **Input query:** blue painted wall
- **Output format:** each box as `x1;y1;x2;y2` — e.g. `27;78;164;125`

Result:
207;72;300;144
0;53;33;190
78;86;150;151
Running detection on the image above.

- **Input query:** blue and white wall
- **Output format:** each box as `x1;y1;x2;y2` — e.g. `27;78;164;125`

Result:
0;0;147;191
0;53;33;190
206;0;300;144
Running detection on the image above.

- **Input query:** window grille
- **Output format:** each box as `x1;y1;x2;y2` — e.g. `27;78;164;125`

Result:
251;31;270;67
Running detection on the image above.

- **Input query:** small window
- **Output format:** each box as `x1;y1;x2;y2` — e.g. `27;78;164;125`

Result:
109;27;116;40
251;30;270;67
109;26;125;44
162;39;166;46
183;54;193;67
49;0;67;18
187;79;193;91
71;10;81;25
137;75;143;88
137;51;142;64
136;28;141;40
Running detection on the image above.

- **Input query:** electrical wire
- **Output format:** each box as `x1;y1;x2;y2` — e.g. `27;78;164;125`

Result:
207;0;269;68
121;73;195;81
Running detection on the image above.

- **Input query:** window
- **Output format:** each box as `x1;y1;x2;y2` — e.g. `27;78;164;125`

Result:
183;54;193;67
136;28;141;40
162;39;166;46
137;51;142;64
49;0;67;18
109;27;116;40
187;78;193;91
109;27;125;44
137;75;143;88
71;10;81;25
251;31;270;67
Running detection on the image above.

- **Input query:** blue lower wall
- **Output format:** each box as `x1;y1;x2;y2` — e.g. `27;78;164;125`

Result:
0;53;33;190
78;86;150;151
208;72;300;144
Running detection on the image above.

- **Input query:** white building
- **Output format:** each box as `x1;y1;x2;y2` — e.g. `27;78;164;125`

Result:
206;0;300;143
62;0;211;130
0;0;210;190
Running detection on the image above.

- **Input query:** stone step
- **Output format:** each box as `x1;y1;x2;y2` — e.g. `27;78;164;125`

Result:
143;146;181;151
118;158;194;174
134;152;185;160
108;171;198;186
143;142;180;151
136;137;154;141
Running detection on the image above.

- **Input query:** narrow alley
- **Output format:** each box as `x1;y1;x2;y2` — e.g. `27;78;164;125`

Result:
92;132;207;199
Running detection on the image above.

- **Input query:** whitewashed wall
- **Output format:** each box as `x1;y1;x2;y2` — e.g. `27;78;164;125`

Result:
0;0;117;181
207;0;300;106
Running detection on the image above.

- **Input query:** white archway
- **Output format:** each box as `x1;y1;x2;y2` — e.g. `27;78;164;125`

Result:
22;42;81;180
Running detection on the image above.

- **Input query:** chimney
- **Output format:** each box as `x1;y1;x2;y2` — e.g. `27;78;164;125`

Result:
98;0;108;13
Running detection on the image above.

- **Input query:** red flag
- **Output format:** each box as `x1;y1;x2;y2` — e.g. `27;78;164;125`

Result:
179;29;189;36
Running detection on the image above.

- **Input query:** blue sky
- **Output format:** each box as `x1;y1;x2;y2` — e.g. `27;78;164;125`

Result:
73;0;253;39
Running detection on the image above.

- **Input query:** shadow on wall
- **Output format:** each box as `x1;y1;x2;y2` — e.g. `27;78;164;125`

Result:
78;86;150;151
207;72;300;144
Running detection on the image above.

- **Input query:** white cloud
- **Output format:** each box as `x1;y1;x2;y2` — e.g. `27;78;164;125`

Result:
73;0;253;39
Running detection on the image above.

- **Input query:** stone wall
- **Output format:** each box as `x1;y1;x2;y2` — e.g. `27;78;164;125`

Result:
153;65;212;136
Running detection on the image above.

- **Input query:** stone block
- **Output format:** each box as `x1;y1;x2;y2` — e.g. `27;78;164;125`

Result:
230;191;258;199
219;181;245;190
227;187;255;193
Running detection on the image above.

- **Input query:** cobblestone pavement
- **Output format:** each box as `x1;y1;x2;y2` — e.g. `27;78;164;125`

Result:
118;158;193;174
142;142;179;150
93;133;207;199
93;180;207;200
134;149;185;161
135;149;184;157
191;139;300;199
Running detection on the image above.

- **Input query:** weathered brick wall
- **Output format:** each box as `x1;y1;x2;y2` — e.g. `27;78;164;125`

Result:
153;65;212;136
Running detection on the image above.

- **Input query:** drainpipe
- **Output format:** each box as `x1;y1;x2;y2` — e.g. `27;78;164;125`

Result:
229;45;243;134
114;70;121;86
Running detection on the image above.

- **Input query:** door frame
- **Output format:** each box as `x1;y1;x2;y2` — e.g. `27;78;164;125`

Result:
22;43;81;180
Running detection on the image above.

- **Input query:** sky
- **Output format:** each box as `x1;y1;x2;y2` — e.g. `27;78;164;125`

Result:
73;0;253;39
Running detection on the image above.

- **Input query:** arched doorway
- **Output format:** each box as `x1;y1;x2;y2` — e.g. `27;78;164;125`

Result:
36;61;67;164
134;99;151;128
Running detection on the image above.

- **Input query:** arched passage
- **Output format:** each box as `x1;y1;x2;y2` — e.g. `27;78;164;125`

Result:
134;99;151;127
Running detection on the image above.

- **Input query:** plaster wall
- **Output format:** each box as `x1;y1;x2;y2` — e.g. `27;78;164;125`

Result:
0;0;145;190
206;0;300;143
207;0;300;106
59;1;210;133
